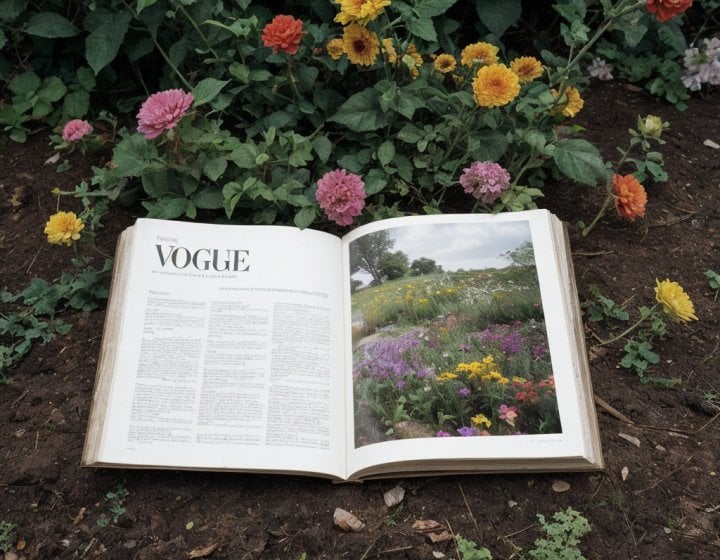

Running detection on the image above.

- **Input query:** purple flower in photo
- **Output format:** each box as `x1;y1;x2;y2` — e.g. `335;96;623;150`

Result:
458;386;472;398
457;426;479;437
436;430;451;437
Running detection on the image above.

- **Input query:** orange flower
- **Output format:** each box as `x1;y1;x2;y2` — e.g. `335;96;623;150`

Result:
613;174;647;220
472;64;520;108
460;42;499;67
261;15;305;55
510;56;544;83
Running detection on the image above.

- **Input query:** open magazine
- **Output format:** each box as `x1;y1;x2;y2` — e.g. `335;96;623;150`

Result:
82;210;603;480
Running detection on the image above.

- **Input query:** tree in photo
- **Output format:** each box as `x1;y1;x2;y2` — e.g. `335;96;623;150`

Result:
410;257;443;276
350;230;394;285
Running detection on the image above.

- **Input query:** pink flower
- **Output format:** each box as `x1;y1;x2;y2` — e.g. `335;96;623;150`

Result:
315;169;366;226
459;161;511;204
136;89;194;139
62;119;93;142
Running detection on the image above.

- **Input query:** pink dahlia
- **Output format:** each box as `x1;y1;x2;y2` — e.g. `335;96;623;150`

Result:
136;89;194;139
459;161;511;204
62;119;93;142
315;169;366;226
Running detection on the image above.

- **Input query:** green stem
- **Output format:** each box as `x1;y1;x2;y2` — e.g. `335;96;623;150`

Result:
151;36;193;91
177;4;220;60
595;304;660;347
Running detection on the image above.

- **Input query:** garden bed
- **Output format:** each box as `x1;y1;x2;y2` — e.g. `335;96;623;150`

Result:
1;80;719;559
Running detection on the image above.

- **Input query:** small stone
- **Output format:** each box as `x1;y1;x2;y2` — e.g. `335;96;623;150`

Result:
333;508;365;532
655;444;666;452
552;480;571;493
432;552;446;559
383;486;405;508
703;139;720;149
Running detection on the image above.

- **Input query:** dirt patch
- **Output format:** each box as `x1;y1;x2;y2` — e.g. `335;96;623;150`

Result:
1;81;719;559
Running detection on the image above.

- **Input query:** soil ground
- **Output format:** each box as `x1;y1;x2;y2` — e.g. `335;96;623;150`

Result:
1;81;719;559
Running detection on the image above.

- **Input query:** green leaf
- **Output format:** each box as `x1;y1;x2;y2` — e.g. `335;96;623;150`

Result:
329;88;387;132
552;139;609;186
85;11;132;75
476;0;522;37
466;129;509;162
203;157;227;181
294;207;316;229
142;169;171;198
406;17;436;42
144;196;188;219
377;141;395;167
136;0;157;13
311;135;332;164
192;78;229;106
9;71;40;95
229;62;250;83
396;123;425;144
230;144;258;169
37;76;66;103
76;67;96;92
191;186;224;209
25;12;79;38
113;134;158;177
63;90;90;118
416;0;459;18
0;29;7;50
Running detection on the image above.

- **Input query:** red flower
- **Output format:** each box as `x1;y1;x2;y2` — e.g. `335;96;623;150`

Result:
645;0;692;22
261;15;305;55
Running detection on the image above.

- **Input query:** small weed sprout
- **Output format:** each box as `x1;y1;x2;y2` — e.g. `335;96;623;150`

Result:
0;521;17;552
454;534;493;560
705;269;720;301
97;483;129;527
528;507;591;560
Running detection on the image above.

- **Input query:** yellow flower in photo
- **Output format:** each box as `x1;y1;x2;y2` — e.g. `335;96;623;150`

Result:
472;63;520;108
655;279;698;322
433;53;457;74
335;0;390;26
510;56;544;83
44;211;84;246
326;37;344;60
403;43;423;78
551;86;584;117
342;23;379;66
460;42;499;67
471;413;492;428
381;38;397;64
437;371;459;382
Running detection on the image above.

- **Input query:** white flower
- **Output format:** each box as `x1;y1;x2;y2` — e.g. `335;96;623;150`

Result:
587;57;614;81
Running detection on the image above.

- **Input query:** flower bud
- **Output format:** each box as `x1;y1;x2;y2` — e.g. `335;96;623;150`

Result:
638;115;665;139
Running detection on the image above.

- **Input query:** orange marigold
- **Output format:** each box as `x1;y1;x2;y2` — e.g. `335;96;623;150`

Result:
460;42;499;67
510;56;544;83
613;174;647;220
433;53;457;74
472;64;520;108
326;38;344;60
261;14;305;55
342;23;379;66
551;86;584;117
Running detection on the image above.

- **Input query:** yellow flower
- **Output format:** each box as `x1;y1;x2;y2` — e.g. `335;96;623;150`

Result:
655;279;698;322
403;43;424;78
472;63;520;108
433;53;457;74
471;413;492;428
335;0;390;26
381;38;397;64
44;211;84;246
510;56;544;83
460;42;499;67
437;371;458;382
342;23;379;66
551;86;584;117
326;37;344;60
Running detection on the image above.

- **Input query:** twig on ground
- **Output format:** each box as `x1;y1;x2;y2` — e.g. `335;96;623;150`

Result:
458;482;479;532
634;453;696;494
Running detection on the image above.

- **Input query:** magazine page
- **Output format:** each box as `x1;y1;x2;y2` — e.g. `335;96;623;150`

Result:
343;211;594;476
94;218;347;478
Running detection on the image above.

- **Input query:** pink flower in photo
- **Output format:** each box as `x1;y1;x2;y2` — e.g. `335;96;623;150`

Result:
315;168;366;226
62;119;93;142
136;89;194;139
459;161;511;204
498;404;519;427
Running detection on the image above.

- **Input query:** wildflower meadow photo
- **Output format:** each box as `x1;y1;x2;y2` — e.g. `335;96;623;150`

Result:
1;0;719;557
350;221;561;446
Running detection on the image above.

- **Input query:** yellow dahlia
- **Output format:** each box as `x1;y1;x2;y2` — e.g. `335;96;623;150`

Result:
655;279;698;322
552;86;584;117
510;56;544;83
433;53;457;74
381;37;397;64
44;211;84;246
335;0;390;26
472;63;520;108
326;37;344;60
460;42;499;67
342;23;379;66
404;43;423;78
